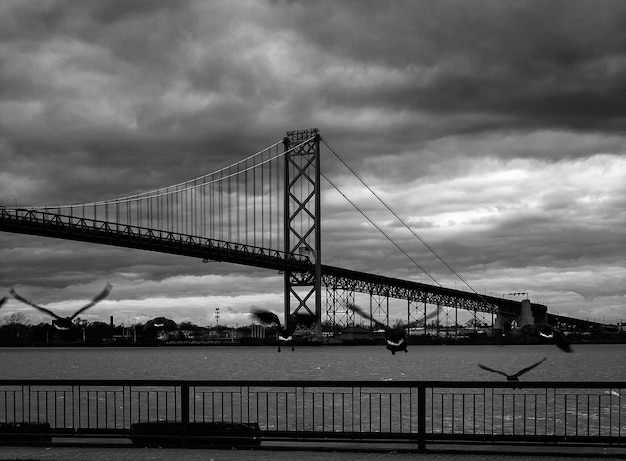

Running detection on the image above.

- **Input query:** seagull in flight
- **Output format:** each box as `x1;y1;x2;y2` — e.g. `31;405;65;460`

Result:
509;322;572;352
251;308;316;352
10;283;112;330
478;357;547;382
347;303;440;355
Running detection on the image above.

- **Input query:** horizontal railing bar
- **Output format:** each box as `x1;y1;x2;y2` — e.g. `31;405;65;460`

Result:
1;379;624;388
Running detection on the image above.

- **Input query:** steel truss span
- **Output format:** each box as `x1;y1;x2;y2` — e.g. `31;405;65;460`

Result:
321;265;518;315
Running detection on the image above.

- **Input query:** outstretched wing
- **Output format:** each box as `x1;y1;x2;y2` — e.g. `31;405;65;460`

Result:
347;303;386;329
0;297;7;308
10;288;63;320
478;363;508;377
513;357;546;378
251;309;281;328
552;330;572;353
69;283;112;319
403;306;442;329
536;323;572;353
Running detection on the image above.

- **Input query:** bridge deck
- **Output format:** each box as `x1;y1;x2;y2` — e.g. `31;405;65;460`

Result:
1;207;525;315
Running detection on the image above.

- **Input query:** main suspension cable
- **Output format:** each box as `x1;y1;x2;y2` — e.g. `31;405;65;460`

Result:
321;172;441;287
323;139;495;307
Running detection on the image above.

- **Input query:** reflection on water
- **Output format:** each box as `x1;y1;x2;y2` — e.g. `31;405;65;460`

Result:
0;344;625;382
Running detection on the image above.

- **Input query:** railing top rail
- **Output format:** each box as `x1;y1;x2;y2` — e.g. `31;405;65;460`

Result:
1;379;624;388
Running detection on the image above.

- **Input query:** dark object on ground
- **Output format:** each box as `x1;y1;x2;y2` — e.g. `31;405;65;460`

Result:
0;422;52;442
129;421;261;447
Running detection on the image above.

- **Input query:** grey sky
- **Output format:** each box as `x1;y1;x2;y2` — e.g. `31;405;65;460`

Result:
1;0;625;326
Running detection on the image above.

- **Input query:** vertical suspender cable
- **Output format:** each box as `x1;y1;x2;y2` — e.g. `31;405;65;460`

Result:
236;168;240;243
202;181;206;238
227;170;231;241
219;175;223;240
245;163;248;245
253;160;257;247
261;153;264;248
267;151;273;248
276;144;281;247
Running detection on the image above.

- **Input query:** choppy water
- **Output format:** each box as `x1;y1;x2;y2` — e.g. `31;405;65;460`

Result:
1;343;624;382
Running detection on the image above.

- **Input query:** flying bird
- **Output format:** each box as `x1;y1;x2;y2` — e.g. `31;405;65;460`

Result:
509;322;572;352
10;283;112;330
251;308;316;352
478;357;546;382
347;303;440;355
140;317;182;342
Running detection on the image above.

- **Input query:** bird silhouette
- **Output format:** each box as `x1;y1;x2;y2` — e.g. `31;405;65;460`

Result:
478;357;546;382
251;308;316;352
509;322;572;352
141;317;181;342
10;283;112;330
347;303;440;355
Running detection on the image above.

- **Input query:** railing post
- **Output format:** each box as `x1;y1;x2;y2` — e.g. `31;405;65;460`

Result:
417;384;426;452
181;383;189;447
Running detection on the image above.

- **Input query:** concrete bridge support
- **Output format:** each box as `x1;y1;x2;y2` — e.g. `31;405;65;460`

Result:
518;299;535;327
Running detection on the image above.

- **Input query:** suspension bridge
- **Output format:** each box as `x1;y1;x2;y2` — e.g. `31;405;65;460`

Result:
0;128;573;336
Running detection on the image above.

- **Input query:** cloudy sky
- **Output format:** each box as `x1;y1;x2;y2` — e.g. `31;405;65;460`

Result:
1;0;625;328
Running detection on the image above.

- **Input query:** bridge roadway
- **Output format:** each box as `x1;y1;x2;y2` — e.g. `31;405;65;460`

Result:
0;207;526;316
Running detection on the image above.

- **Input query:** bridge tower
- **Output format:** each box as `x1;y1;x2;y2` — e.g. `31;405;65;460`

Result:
283;129;322;337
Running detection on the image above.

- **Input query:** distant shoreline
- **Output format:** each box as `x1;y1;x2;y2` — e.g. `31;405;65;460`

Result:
1;336;625;348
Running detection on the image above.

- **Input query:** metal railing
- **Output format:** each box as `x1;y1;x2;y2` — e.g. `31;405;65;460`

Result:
0;379;624;449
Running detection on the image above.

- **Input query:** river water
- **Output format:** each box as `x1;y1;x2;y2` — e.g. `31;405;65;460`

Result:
1;343;624;382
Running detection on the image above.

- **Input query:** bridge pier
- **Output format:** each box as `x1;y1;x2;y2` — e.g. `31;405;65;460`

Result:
518;299;535;327
494;298;548;333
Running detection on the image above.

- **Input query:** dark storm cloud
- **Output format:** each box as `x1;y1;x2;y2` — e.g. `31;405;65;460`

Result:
280;0;626;144
1;0;624;324
0;0;273;204
3;0;624;200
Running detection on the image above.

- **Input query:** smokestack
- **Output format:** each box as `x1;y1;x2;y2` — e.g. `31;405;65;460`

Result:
110;316;114;329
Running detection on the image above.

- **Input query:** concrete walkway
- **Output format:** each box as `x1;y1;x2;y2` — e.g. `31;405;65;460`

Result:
1;442;624;461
